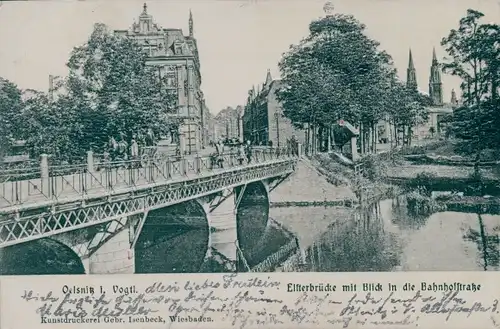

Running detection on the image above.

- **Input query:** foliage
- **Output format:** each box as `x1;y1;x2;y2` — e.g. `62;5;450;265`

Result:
10;23;176;161
466;169;486;195
0;78;23;157
399;140;449;155
407;172;437;195
359;153;387;181
441;9;500;160
405;190;446;216
441;9;500;104
451;98;500;154
275;13;429;152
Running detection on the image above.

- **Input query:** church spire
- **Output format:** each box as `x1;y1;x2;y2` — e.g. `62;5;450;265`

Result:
406;48;417;90
408;48;415;69
265;69;272;87
189;10;193;37
429;47;443;106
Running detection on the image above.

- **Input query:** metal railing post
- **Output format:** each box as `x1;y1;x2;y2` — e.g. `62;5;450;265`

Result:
194;155;201;174
86;151;94;172
181;158;187;176
40;154;50;197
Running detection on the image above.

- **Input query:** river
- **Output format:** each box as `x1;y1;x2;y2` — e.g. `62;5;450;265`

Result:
136;197;499;273
1;197;498;274
270;199;500;272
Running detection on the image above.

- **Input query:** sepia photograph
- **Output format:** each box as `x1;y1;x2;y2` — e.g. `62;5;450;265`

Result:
0;0;499;276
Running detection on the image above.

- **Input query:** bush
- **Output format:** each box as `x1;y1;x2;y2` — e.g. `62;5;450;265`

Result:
400;140;448;155
406;190;445;216
360;154;387;181
466;170;486;195
407;172;437;195
480;149;498;162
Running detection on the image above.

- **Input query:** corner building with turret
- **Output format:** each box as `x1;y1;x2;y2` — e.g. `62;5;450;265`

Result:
115;4;206;154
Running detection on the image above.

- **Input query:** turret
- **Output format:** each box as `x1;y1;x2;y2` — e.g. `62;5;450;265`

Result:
189;10;193;37
429;47;443;106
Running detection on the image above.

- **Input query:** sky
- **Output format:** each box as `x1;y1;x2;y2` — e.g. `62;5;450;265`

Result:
0;0;499;114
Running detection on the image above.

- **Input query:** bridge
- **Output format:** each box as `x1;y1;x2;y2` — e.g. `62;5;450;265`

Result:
0;147;300;274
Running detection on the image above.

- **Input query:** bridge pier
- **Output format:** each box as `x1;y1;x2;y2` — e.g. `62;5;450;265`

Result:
197;191;239;272
87;227;135;274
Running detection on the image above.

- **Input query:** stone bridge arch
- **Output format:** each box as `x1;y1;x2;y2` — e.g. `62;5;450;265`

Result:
0;238;85;275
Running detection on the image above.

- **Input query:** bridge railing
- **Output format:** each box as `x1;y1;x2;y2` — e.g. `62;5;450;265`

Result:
0;146;297;208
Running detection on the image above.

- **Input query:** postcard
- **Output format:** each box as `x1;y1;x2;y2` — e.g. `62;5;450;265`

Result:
0;0;499;328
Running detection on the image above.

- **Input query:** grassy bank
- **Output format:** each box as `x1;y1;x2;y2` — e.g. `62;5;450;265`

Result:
310;153;397;204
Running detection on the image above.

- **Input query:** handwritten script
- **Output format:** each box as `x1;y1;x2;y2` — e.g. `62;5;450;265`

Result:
17;274;500;328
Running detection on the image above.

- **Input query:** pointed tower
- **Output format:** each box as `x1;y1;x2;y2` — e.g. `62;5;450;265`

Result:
265;69;273;88
136;3;154;33
189;10;194;37
429;47;443;105
406;48;418;90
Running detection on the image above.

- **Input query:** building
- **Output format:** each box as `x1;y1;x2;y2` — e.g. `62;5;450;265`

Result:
378;48;460;143
413;47;458;139
201;101;215;147
114;4;206;154
214;106;243;141
242;70;305;147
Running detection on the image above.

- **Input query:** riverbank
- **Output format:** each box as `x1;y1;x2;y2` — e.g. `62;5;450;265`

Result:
270;199;357;208
440;196;500;214
269;158;357;205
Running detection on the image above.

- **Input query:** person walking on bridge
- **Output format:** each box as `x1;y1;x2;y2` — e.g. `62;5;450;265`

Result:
215;139;225;168
245;140;252;164
130;136;139;168
237;143;245;165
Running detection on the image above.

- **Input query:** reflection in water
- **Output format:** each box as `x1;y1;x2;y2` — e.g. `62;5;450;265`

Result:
0;238;85;275
462;213;500;270
135;201;209;273
237;205;292;267
305;203;401;272
135;182;297;273
271;199;500;272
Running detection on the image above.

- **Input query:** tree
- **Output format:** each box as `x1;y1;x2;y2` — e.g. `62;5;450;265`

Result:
441;9;500;104
20;90;70;158
0;78;23;158
277;13;424;155
19;24;176;161
441;9;500;169
64;23;176;155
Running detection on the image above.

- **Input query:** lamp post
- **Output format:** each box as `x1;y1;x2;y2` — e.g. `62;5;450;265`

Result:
274;111;280;148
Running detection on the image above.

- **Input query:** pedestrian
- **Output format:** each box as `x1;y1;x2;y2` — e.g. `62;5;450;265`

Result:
291;134;298;156
237;143;245;165
215;140;225;168
147;128;155;146
130;137;139;167
245;140;252;164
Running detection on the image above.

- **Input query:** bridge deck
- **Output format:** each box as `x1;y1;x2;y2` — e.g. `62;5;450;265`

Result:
0;149;296;212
